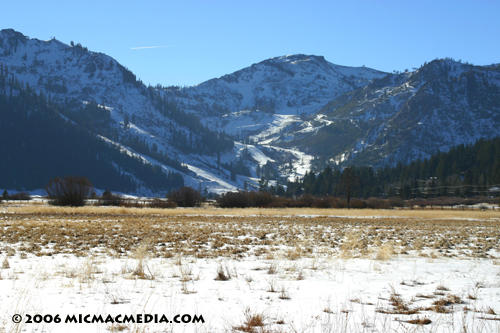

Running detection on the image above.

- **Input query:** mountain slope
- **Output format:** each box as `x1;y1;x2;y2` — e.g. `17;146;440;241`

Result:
0;73;184;193
0;29;247;194
181;54;385;115
168;54;386;140
279;59;500;168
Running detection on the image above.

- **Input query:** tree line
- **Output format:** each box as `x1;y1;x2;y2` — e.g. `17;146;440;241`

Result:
216;135;500;209
272;137;500;200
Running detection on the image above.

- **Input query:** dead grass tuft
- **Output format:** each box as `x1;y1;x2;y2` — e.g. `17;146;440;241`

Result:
426;294;462;313
405;317;432;325
377;285;421;315
131;244;154;280
234;308;266;332
2;257;10;269
375;243;394;261
214;263;231;281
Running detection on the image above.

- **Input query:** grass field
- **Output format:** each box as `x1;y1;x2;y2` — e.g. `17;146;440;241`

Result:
0;204;499;332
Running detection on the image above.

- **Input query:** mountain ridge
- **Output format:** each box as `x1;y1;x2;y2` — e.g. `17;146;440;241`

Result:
1;28;500;195
279;58;500;168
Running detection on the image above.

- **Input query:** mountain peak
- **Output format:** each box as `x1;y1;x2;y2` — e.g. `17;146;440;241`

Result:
273;54;325;62
0;28;28;43
0;28;25;37
258;54;327;67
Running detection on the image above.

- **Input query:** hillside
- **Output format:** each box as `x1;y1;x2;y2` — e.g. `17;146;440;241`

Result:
278;59;500;169
0;29;256;194
0;69;184;193
168;54;386;138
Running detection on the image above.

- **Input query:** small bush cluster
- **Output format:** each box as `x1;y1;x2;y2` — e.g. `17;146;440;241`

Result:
215;191;274;208
216;191;409;209
148;198;177;209
98;190;122;206
94;197;177;209
2;191;31;201
167;186;202;207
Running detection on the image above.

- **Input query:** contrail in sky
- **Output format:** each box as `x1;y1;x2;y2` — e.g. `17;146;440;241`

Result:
130;45;174;50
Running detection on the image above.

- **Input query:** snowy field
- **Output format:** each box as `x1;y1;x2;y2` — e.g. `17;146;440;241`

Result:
0;205;499;333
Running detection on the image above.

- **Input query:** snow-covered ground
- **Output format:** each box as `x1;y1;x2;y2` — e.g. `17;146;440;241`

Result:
1;208;499;332
2;255;499;333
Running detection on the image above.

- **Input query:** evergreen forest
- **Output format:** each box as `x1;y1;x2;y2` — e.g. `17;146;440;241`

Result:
279;137;500;199
0;64;184;193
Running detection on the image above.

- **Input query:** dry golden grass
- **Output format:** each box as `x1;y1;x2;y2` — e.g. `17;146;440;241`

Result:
375;244;395;261
0;203;499;261
5;203;500;220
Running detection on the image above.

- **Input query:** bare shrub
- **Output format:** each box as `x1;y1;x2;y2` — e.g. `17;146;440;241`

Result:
350;199;366;209
216;191;251;208
167;186;202;207
446;197;464;208
148;198;177;209
388;196;406;208
261;196;288;208
249;191;274;207
312;197;334;208
45;176;94;207
289;194;315;208
409;199;427;210
367;197;391;209
98;190;122;206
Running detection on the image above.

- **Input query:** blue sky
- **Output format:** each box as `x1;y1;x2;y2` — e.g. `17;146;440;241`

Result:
2;0;499;87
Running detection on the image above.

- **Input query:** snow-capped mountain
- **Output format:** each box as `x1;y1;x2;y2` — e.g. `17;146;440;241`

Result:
279;59;500;167
2;28;500;194
0;29;388;194
0;29;258;194
168;54;386;138
182;54;385;115
163;54;387;180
